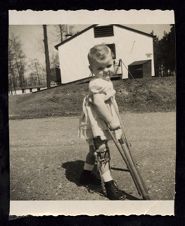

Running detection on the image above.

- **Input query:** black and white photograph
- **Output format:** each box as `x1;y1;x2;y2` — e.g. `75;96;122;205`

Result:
8;10;176;216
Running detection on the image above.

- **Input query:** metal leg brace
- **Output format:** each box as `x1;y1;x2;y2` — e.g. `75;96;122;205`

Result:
93;140;111;196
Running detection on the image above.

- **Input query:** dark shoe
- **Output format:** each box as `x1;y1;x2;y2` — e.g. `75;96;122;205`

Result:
105;180;126;200
79;170;101;186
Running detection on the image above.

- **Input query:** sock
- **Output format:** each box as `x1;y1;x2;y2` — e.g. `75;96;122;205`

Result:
84;163;94;171
101;170;113;182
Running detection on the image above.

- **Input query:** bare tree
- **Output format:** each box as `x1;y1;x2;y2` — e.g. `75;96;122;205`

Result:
33;59;41;85
58;25;66;42
27;59;46;87
54;24;76;43
50;53;59;68
8;47;17;93
8;34;26;90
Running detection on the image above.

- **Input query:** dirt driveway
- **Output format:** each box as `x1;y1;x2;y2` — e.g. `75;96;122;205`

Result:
9;112;176;200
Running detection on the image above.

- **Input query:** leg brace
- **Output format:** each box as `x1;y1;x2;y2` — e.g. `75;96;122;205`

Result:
93;136;111;195
93;136;110;168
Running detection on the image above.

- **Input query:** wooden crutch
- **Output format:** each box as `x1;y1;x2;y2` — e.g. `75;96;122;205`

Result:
107;126;150;200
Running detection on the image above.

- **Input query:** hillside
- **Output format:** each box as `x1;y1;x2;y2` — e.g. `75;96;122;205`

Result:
9;76;176;119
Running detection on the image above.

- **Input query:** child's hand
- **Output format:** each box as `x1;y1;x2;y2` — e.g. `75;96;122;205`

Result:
108;120;120;131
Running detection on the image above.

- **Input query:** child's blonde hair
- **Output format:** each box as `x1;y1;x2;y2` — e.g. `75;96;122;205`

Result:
88;44;112;65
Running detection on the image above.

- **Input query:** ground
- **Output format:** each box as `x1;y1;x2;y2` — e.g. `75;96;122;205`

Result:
10;112;176;200
9;76;176;201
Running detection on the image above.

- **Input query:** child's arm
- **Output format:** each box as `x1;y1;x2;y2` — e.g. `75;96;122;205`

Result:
93;93;120;130
112;96;119;113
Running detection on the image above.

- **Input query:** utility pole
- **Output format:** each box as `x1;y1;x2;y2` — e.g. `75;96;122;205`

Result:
43;25;51;88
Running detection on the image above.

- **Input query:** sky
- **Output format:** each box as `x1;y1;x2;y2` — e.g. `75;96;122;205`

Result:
9;24;172;68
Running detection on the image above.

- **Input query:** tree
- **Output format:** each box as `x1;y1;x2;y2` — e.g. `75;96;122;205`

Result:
55;24;76;43
58;25;66;42
50;53;59;68
151;31;161;77
8;47;17;93
8;34;26;90
152;25;176;77
165;25;175;74
27;59;46;87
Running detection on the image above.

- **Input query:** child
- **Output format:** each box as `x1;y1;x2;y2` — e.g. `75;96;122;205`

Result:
79;44;126;200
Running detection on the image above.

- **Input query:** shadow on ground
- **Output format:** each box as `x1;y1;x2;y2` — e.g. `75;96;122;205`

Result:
62;160;104;197
62;160;140;200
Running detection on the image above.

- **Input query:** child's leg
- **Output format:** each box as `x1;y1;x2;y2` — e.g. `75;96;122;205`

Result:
93;137;113;182
83;144;96;171
79;141;101;185
93;136;126;200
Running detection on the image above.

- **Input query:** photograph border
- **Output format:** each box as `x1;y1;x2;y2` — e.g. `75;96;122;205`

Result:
9;10;175;216
1;0;185;225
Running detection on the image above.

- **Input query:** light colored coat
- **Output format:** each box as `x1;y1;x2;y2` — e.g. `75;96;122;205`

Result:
79;78;122;144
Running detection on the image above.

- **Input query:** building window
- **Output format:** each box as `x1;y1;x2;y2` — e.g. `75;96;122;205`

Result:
94;25;114;38
107;43;116;59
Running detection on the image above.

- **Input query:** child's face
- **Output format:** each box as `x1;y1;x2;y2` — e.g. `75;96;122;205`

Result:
90;57;114;81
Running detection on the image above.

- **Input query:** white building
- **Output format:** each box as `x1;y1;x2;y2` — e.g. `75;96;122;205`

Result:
55;24;155;84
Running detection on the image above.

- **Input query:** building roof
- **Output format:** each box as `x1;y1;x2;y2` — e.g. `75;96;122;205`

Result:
128;60;151;66
114;24;154;38
55;24;97;49
55;24;154;49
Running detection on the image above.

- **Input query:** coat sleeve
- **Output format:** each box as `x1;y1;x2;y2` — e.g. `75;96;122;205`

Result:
89;79;116;101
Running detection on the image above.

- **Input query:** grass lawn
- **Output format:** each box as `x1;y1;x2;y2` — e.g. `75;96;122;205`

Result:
9;76;176;119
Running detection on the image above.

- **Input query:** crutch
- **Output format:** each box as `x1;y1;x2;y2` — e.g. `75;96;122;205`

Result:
108;97;150;200
107;126;150;200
